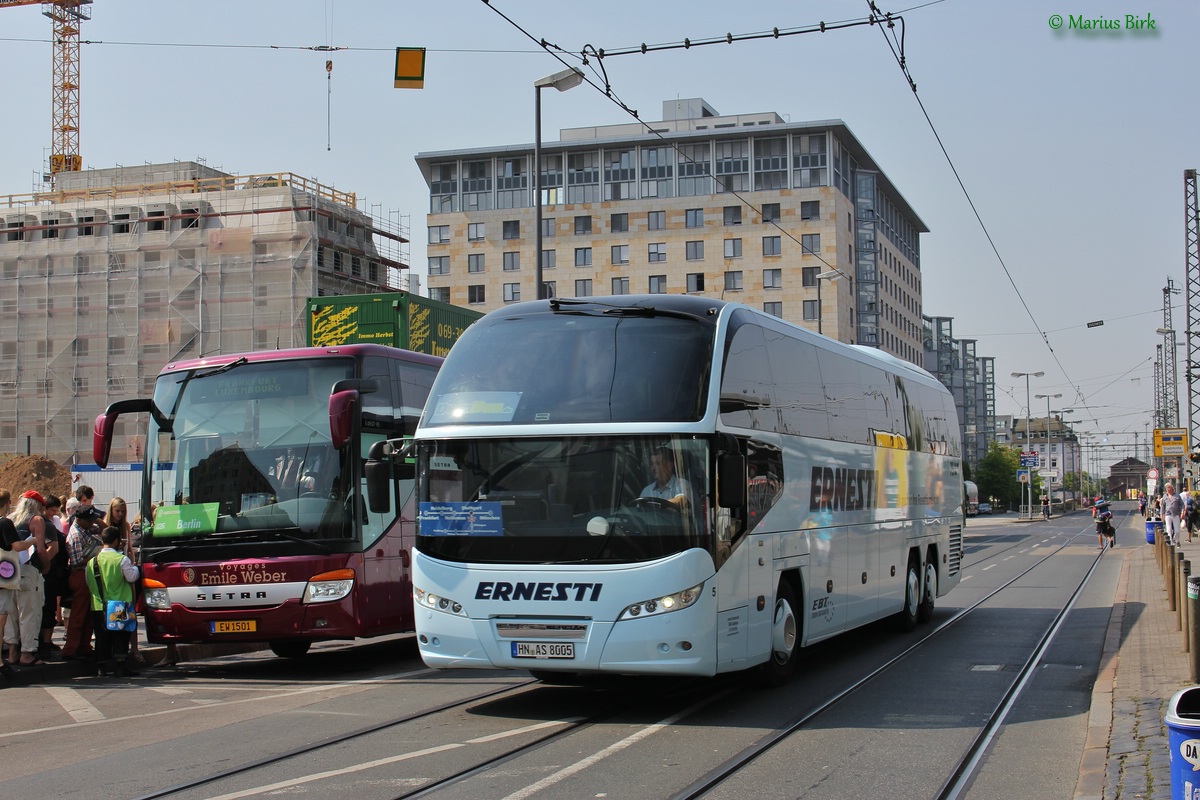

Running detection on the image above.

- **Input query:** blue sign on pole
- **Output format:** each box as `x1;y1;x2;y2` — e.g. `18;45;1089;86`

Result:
1016;469;1030;483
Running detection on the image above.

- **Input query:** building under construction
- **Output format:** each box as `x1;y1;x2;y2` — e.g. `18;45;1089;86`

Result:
0;161;409;463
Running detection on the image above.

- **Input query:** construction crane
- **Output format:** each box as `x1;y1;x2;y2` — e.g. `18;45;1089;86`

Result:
1;0;92;178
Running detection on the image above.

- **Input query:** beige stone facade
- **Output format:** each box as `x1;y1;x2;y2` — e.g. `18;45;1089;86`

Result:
416;101;926;363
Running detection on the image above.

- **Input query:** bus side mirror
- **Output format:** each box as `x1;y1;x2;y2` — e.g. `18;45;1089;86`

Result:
93;398;153;468
329;390;359;450
718;453;746;509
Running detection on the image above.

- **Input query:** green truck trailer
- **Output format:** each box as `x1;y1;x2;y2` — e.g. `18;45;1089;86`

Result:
306;292;482;357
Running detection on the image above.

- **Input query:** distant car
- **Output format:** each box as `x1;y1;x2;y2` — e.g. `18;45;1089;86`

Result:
977;502;992;515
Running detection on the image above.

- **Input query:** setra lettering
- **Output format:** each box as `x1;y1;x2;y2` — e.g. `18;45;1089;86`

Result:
475;581;602;602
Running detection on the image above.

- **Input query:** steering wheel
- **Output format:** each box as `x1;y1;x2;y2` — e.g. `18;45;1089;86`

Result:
632;496;677;512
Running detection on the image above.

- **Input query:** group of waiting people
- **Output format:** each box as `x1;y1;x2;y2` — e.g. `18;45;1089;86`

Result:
0;485;143;679
1142;483;1200;548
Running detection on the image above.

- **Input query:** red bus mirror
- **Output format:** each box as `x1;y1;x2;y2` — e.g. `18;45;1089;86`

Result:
329;389;359;450
93;412;116;469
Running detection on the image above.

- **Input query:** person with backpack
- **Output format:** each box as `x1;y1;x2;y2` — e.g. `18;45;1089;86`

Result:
84;526;140;678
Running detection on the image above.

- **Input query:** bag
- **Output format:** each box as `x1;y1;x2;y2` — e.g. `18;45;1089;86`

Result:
105;599;137;632
79;536;103;565
0;548;19;591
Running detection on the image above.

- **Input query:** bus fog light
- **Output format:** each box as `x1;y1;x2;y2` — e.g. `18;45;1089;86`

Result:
618;582;705;621
680;641;692;651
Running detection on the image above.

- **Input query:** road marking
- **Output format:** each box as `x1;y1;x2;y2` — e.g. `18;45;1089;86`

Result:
43;686;105;723
203;719;579;800
982;564;997;571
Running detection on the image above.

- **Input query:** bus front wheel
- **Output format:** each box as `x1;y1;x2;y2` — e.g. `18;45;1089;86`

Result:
756;581;799;688
269;640;312;658
896;557;920;632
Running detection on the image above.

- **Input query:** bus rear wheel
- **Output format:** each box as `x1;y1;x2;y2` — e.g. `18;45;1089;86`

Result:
269;640;312;658
918;558;937;624
896;557;920;632
755;581;799;688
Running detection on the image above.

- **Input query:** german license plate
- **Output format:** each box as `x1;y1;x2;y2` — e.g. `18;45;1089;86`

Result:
511;641;574;659
211;620;256;634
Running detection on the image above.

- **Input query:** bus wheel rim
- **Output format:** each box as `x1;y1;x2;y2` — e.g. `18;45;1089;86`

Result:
773;597;797;657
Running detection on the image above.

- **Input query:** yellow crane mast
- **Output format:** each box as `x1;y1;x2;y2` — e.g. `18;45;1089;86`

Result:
1;0;92;177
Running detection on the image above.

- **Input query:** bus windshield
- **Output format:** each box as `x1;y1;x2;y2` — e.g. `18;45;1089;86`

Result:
423;304;714;426
416;436;710;564
145;358;358;549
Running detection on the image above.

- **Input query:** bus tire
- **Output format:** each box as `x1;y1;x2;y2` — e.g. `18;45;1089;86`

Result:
755;580;799;688
269;640;312;658
917;556;937;624
896;555;920;632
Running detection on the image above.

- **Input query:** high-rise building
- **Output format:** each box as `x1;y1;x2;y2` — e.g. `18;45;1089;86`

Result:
923;314;997;471
416;99;926;361
0;162;408;462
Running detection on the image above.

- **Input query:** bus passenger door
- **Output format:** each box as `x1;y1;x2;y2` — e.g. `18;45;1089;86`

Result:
715;517;749;670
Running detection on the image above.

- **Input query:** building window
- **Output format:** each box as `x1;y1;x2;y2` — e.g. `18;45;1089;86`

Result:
497;157;527;209
430;162;458;213
468;222;485;241
763;236;782;256
648;211;665;231
575;247;592;267
503;220;520;240
723;206;742;226
574;215;592;235
677;142;711;196
648;243;667;263
604;147;637;201
430;286;450;303
724;271;743;291
714;138;750;194
612;277;629;295
761;203;781;223
801;200;820;220
468;253;485;273
611;213;628;233
802;233;820;256
724;238;743;259
649;275;668;294
429;225;450;244
503;251;521;271
611;244;629;265
754;137;788;190
541;217;555;238
503;283;521;302
111;212;133;234
575;279;593;297
641;145;675;198
803;299;819;321
685;241;704;261
462;159;493;211
802;266;819;286
567;151;600;204
468;285;486;304
764;301;783;317
687;273;705;292
542;249;557;269
685;208;704;228
146;210;167;232
77;215;95;236
428;256;449;275
764;268;782;289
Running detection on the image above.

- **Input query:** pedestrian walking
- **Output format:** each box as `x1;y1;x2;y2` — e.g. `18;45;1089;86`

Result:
1162;483;1186;547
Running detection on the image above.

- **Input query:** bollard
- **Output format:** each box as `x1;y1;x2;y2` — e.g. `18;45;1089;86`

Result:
1190;576;1200;683
1169;545;1179;613
1186;560;1193;652
1179;553;1188;634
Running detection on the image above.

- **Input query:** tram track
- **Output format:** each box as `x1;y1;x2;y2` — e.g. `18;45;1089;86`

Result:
123;511;1120;800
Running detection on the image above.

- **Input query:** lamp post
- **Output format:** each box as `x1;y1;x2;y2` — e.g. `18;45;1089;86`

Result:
815;269;847;336
1035;392;1062;512
533;67;584;301
1013;371;1044;519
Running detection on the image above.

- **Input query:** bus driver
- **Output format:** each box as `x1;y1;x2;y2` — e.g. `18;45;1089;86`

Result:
640;448;694;510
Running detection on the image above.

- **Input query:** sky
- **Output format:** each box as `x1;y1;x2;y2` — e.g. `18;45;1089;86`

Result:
0;0;1192;475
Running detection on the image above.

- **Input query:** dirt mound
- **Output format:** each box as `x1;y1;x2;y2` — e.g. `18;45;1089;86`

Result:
0;455;75;505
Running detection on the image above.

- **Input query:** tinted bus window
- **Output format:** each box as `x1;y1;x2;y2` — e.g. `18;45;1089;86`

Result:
764;325;829;440
720;318;775;431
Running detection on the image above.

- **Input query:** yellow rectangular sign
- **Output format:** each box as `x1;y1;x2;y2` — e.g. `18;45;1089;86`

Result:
394;47;426;89
1155;427;1189;457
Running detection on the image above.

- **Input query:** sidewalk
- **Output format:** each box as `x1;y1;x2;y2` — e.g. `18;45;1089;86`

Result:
1076;509;1194;800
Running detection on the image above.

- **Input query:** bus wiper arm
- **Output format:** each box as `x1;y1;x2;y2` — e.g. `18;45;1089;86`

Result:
187;356;249;382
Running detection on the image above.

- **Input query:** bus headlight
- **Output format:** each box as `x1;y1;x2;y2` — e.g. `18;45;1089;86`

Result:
303;569;355;604
143;578;170;611
617;582;704;621
414;586;466;617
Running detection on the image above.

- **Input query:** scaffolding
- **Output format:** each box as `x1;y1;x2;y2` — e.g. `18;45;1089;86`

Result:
0;162;410;462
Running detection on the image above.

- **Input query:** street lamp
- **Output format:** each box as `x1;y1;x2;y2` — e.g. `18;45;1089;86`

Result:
1035;392;1062;512
814;269;847;337
534;67;584;301
1013;371;1044;519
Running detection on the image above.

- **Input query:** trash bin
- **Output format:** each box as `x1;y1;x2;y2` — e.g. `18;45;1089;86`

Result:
1167;687;1200;797
1150;520;1164;544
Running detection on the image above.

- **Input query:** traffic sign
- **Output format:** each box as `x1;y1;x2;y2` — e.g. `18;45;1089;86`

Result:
1016;468;1030;483
1020;452;1040;468
1148;468;1160;480
1155;428;1189;457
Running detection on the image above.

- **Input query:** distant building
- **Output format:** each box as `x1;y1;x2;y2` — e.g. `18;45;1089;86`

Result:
0;162;409;462
922;314;996;471
416;99;927;362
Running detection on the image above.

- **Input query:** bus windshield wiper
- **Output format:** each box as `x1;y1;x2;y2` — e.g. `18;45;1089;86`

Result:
187;356;249;382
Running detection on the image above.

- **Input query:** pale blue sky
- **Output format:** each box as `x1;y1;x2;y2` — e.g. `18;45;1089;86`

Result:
1;0;1191;471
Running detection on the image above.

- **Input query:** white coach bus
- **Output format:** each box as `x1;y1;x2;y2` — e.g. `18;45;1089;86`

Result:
371;295;963;685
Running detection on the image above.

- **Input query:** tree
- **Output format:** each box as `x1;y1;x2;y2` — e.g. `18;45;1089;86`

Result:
976;441;1022;510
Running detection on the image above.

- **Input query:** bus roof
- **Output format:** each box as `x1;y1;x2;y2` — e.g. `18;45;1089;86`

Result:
159;343;442;375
